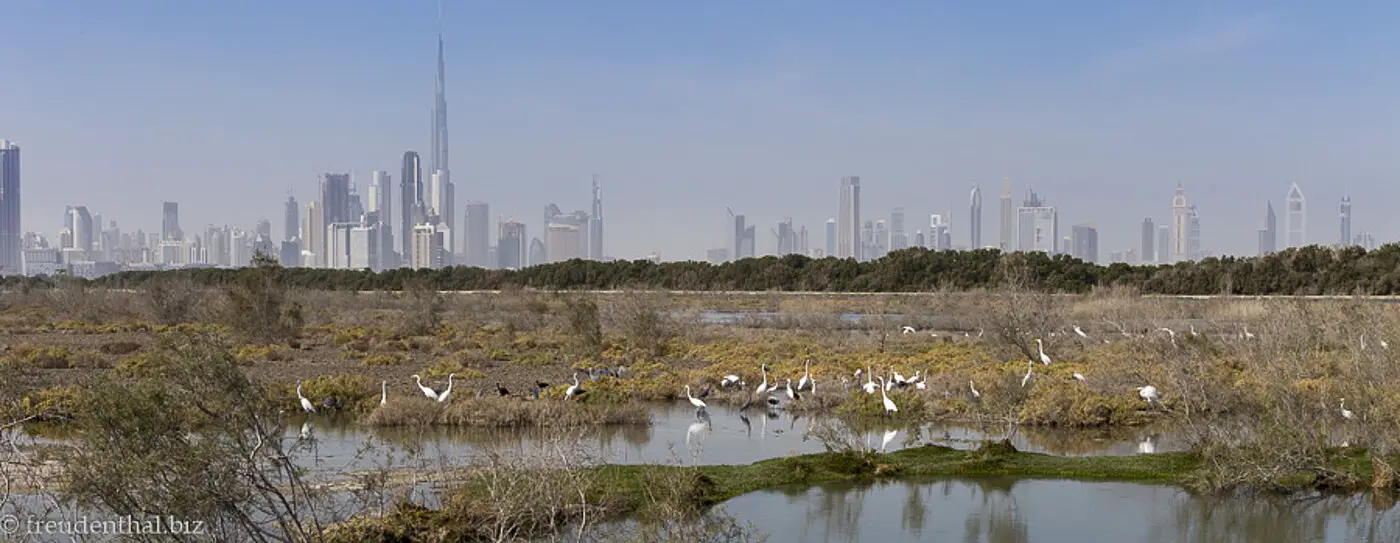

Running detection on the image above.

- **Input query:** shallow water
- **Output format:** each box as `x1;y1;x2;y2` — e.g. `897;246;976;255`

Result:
276;402;1183;477
720;477;1400;543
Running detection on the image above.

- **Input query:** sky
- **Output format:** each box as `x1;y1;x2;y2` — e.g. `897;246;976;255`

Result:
3;1;1399;261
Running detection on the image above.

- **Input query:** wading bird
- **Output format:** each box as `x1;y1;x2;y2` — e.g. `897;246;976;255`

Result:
495;382;510;397
901;325;916;334
566;373;585;400
878;376;898;416
1340;398;1354;420
1036;338;1052;365
296;380;316;413
380;381;387;406
754;364;771;397
798;359;813;392
436;374;455;403
412;375;440;401
785;378;801;402
969;380;981;400
720;374;743;388
1137;385;1162;407
685;385;707;413
862;367;878;394
1073;325;1089;338
1072;372;1087;384
1020;360;1033;388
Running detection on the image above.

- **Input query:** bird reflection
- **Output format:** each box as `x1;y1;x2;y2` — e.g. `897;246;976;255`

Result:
881;428;899;454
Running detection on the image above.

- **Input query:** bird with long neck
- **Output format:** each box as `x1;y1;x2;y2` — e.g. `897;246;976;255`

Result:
296;380;316;413
380;380;387;405
754;364;770;397
436;374;455;403
413;375;439;400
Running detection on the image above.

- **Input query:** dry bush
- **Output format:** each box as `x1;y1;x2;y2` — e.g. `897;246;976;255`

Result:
973;262;1066;365
562;295;604;357
400;277;445;336
43;281;133;324
215;253;304;342
606;291;676;356
143;275;206;325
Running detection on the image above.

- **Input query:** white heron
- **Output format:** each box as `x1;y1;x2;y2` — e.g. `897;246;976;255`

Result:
1189;323;1199;337
412;374;440;400
380;380;387;406
1073;325;1089;338
1158;327;1178;348
1242;326;1256;340
299;421;313;440
566;373;585;400
969;380;981;399
1137;385;1162;406
1020;360;1033;388
890;367;907;387
1035;338;1052;365
861;367;878;394
1340;398;1354;420
720;374;743;388
436;374;456;403
754;364;771;397
901;325;916;334
785;378;801;401
877;376;898;416
1384;339;1391;350
684;385;708;413
798;359;813;392
296;381;316;413
1072;372;1087;384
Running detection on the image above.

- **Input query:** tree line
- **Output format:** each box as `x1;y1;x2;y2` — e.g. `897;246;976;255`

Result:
8;244;1400;295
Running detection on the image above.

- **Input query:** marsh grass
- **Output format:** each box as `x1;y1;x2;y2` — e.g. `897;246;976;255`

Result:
362;396;651;428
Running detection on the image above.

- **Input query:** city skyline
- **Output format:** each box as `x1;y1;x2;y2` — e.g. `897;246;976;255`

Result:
4;3;1400;261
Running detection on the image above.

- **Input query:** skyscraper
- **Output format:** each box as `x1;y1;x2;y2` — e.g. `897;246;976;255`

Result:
1187;206;1201;261
1016;188;1057;254
428;170;454;251
1071;223;1098;263
162;201;182;241
1170;184;1188;263
889;208;907;251
1157;225;1169;264
0;141;18;274
399;151;422;261
498;220;526;270
837;176;861;259
998;178;1013;251
66;206;93;254
1339;195;1351;247
319;173;352;261
464;201;490;268
1258;201;1276;256
1140;218;1155;265
304;201;323;267
283;194;299;242
1285;182;1305;249
431;20;450;176
824;219;836;257
369;170;392;222
589;175;604;260
969;185;983;249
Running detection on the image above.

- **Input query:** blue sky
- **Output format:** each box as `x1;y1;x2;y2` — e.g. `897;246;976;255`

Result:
3;1;1398;261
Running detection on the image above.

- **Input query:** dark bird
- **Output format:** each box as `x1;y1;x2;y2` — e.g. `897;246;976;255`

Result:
495;382;510;397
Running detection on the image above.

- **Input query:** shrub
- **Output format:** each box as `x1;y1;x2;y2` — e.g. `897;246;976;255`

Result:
1;344;72;370
215;252;303;342
99;341;142;355
362;354;409;367
563;295;604;356
144;276;205;325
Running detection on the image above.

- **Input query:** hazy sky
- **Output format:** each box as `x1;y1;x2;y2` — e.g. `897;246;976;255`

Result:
3;1;1398;261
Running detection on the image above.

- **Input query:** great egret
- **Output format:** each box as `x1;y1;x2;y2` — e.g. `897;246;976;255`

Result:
797;359;812;392
685;385;708;413
1384;339;1391;350
1340;398;1354;420
1072;372;1087;383
436;374;455;403
1073;325;1089;338
565;373;585;400
1137;385;1162;406
861;367;878;394
785;378;801;401
296;381;316;413
1035;338;1052;365
754;364;770;397
1243;326;1255;340
1189;324;1199;337
901;325;916;334
1020;360;1033;388
969;380;981;399
380;380;387;406
412;375;440;400
720;374;743;388
877;376;898;416
891;367;907;386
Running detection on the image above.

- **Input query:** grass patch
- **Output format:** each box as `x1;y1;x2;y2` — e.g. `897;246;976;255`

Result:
362;396;651;428
361;354;409;367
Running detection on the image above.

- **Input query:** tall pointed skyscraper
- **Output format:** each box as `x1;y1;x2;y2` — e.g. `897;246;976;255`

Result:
998;178;1012;251
431;10;450;175
969;185;982;249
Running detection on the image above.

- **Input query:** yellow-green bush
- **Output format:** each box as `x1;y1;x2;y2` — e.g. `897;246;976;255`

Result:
115;353;168;378
4;385;83;421
276;374;377;412
233;343;293;364
362;354;409;366
0;344;73;370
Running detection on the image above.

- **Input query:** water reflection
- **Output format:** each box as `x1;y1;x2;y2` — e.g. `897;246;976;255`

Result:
723;478;1400;542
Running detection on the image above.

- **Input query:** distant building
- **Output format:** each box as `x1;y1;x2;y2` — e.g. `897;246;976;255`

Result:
1015;188;1057;254
465;201;490;267
1339;195;1352;247
1071;223;1098;263
1170;184;1188;263
837;176;861;259
706;248;729;265
1257;201;1277;256
969;186;983;249
1286;182;1305;249
928;216;951;250
348;223;383;270
21;248;62;276
0;141;20;273
162;201;182;241
411;223;446;269
527;238;545;267
1157;225;1169;264
497;220;526;270
889;208;907;251
546;223;582;263
998;178;1013;251
1140;218;1155;264
824;218;836;257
